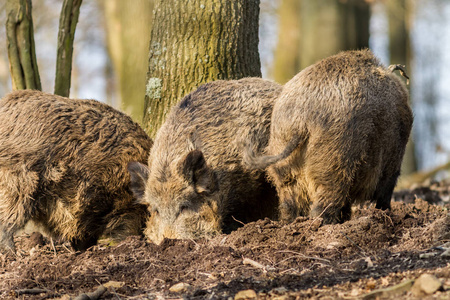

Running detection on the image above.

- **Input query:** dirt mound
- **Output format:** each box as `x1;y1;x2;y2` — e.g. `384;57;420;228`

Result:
1;194;450;299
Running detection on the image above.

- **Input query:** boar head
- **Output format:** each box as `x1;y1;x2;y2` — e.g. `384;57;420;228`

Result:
128;149;220;244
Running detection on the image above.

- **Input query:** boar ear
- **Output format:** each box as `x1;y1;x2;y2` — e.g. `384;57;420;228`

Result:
178;150;218;195
128;162;149;201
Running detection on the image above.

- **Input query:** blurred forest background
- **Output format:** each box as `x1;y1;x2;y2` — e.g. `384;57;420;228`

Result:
0;0;449;179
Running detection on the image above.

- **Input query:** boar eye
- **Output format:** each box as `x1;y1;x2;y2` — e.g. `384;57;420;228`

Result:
179;204;189;212
175;204;190;218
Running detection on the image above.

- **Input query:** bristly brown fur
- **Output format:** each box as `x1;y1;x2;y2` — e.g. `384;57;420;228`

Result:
243;49;413;224
128;78;282;244
0;90;152;253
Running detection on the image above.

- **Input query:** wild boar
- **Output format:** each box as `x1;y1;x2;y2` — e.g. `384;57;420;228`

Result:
244;49;413;224
128;78;281;244
0;90;152;253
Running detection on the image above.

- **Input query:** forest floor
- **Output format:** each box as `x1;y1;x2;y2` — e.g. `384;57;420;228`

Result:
1;180;450;299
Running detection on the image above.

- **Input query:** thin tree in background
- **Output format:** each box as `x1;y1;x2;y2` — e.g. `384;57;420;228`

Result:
388;0;417;174
103;0;154;123
6;0;82;96
299;0;370;70
54;0;83;97
143;0;262;138
5;0;41;90
272;0;302;84
351;0;370;51
272;0;370;82
0;2;11;95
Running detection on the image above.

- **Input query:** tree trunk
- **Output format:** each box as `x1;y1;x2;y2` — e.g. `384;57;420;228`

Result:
5;0;41;90
54;0;83;97
300;0;345;69
388;0;417;174
299;0;370;70
345;0;370;50
272;0;302;84
143;0;261;138
103;0;154;123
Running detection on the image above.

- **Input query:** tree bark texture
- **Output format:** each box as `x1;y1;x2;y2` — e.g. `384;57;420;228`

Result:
388;0;417;175
54;0;83;97
103;0;154;123
143;0;261;138
5;0;41;90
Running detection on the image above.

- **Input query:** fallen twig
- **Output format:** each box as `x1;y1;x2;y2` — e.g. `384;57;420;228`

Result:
362;279;414;299
243;257;275;272
73;285;107;300
50;237;57;256
188;238;199;247
275;250;331;264
279;267;301;275
13;288;47;295
243;257;265;269
63;243;74;254
110;286;122;300
198;271;216;279
341;232;367;257
232;216;245;226
297;203;332;242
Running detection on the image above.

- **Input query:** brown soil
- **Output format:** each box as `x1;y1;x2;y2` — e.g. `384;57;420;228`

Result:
1;182;450;299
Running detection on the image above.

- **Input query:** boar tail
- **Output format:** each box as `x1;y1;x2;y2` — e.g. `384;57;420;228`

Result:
388;64;410;84
243;135;304;170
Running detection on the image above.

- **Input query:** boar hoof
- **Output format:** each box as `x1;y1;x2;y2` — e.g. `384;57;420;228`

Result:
70;236;99;252
0;232;16;254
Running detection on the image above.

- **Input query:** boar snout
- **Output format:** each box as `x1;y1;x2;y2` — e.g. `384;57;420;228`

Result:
128;150;221;243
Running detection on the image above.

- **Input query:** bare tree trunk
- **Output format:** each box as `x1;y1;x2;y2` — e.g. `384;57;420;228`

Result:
272;0;302;84
299;0;370;70
103;0;154;123
143;0;261;138
388;0;417;174
5;0;41;90
346;0;370;50
54;0;83;97
104;54;116;106
0;2;11;95
300;0;345;69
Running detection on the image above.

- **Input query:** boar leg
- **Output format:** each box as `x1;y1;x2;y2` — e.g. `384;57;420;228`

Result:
70;235;99;251
373;171;400;210
0;224;16;253
0;169;40;253
0;193;34;253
